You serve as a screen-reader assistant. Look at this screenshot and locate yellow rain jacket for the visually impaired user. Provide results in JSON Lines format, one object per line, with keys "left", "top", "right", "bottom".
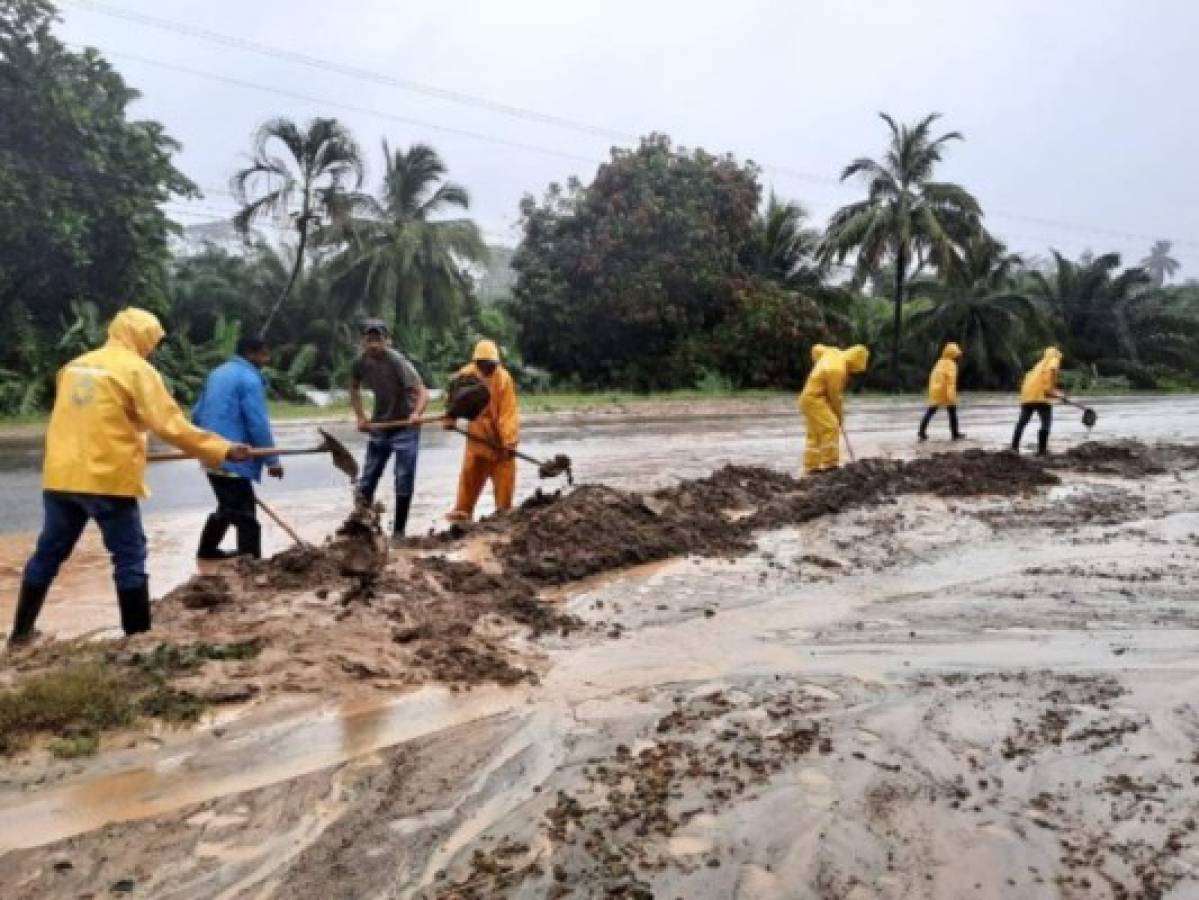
{"left": 1020, "top": 347, "right": 1063, "bottom": 403}
{"left": 42, "top": 308, "right": 231, "bottom": 498}
{"left": 799, "top": 344, "right": 869, "bottom": 474}
{"left": 928, "top": 342, "right": 962, "bottom": 406}
{"left": 451, "top": 340, "right": 520, "bottom": 517}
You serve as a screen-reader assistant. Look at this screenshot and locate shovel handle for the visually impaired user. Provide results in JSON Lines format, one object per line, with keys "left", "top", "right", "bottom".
{"left": 365, "top": 414, "right": 449, "bottom": 430}
{"left": 450, "top": 425, "right": 543, "bottom": 467}
{"left": 148, "top": 446, "right": 321, "bottom": 463}
{"left": 255, "top": 497, "right": 308, "bottom": 548}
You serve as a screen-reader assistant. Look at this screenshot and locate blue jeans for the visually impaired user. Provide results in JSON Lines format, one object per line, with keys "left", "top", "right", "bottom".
{"left": 24, "top": 492, "right": 148, "bottom": 591}
{"left": 357, "top": 428, "right": 420, "bottom": 503}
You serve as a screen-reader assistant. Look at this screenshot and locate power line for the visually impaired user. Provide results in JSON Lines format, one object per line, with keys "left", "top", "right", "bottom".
{"left": 62, "top": 0, "right": 631, "bottom": 142}
{"left": 61, "top": 0, "right": 1197, "bottom": 251}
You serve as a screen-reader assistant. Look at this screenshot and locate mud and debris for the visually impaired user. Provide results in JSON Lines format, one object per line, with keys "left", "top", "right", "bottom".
{"left": 3, "top": 438, "right": 1199, "bottom": 897}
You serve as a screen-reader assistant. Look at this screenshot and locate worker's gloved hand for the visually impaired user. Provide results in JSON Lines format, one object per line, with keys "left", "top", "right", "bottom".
{"left": 356, "top": 416, "right": 371, "bottom": 434}
{"left": 227, "top": 443, "right": 252, "bottom": 462}
{"left": 503, "top": 446, "right": 518, "bottom": 461}
{"left": 267, "top": 465, "right": 284, "bottom": 480}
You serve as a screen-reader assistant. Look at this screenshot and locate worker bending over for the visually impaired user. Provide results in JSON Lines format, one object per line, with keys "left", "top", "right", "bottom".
{"left": 1011, "top": 347, "right": 1063, "bottom": 455}
{"left": 918, "top": 342, "right": 966, "bottom": 441}
{"left": 799, "top": 344, "right": 870, "bottom": 475}
{"left": 446, "top": 340, "right": 519, "bottom": 521}
{"left": 7, "top": 309, "right": 249, "bottom": 646}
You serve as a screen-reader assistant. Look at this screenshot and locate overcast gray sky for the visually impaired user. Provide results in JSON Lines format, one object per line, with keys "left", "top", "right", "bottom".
{"left": 58, "top": 0, "right": 1198, "bottom": 276}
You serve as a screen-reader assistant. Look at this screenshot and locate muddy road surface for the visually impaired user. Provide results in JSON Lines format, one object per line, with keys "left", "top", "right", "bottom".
{"left": 2, "top": 398, "right": 1199, "bottom": 898}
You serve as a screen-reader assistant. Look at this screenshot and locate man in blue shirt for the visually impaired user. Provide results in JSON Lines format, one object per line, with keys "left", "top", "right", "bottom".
{"left": 192, "top": 337, "right": 283, "bottom": 559}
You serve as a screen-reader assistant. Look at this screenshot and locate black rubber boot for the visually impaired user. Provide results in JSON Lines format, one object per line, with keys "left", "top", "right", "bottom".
{"left": 117, "top": 584, "right": 151, "bottom": 636}
{"left": 1037, "top": 428, "right": 1050, "bottom": 456}
{"left": 197, "top": 515, "right": 236, "bottom": 560}
{"left": 237, "top": 521, "right": 262, "bottom": 559}
{"left": 393, "top": 495, "right": 413, "bottom": 538}
{"left": 8, "top": 581, "right": 49, "bottom": 646}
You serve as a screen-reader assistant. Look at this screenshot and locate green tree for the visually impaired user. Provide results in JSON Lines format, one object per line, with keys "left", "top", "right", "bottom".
{"left": 511, "top": 134, "right": 761, "bottom": 388}
{"left": 748, "top": 192, "right": 823, "bottom": 289}
{"left": 820, "top": 113, "right": 983, "bottom": 389}
{"left": 0, "top": 0, "right": 197, "bottom": 408}
{"left": 1140, "top": 240, "right": 1180, "bottom": 288}
{"left": 326, "top": 141, "right": 487, "bottom": 336}
{"left": 1029, "top": 251, "right": 1154, "bottom": 382}
{"left": 231, "top": 117, "right": 363, "bottom": 338}
{"left": 908, "top": 236, "right": 1048, "bottom": 388}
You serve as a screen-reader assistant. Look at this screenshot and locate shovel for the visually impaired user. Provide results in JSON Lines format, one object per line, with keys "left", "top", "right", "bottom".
{"left": 149, "top": 428, "right": 360, "bottom": 484}
{"left": 366, "top": 378, "right": 491, "bottom": 430}
{"left": 1059, "top": 396, "right": 1098, "bottom": 431}
{"left": 450, "top": 426, "right": 574, "bottom": 484}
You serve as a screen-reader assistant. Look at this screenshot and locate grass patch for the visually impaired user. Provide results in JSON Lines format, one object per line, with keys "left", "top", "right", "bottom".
{"left": 0, "top": 662, "right": 135, "bottom": 755}
{"left": 127, "top": 640, "right": 261, "bottom": 678}
{"left": 0, "top": 640, "right": 263, "bottom": 757}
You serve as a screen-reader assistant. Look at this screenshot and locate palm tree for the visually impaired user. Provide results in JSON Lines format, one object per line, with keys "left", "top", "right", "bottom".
{"left": 1140, "top": 240, "right": 1180, "bottom": 288}
{"left": 326, "top": 141, "right": 487, "bottom": 334}
{"left": 819, "top": 113, "right": 983, "bottom": 388}
{"left": 909, "top": 235, "right": 1048, "bottom": 388}
{"left": 231, "top": 117, "right": 363, "bottom": 338}
{"left": 751, "top": 192, "right": 823, "bottom": 289}
{"left": 1029, "top": 250, "right": 1152, "bottom": 367}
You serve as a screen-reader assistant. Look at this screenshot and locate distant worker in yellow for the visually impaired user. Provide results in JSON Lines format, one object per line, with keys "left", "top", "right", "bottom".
{"left": 445, "top": 340, "right": 520, "bottom": 521}
{"left": 799, "top": 344, "right": 870, "bottom": 474}
{"left": 1011, "top": 347, "right": 1063, "bottom": 455}
{"left": 918, "top": 342, "right": 966, "bottom": 441}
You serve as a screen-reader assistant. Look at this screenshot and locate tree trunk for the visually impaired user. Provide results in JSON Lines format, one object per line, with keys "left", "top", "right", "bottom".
{"left": 258, "top": 218, "right": 309, "bottom": 340}
{"left": 891, "top": 244, "right": 907, "bottom": 391}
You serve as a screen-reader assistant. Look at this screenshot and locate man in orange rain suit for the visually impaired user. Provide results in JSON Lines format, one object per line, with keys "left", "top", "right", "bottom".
{"left": 445, "top": 340, "right": 520, "bottom": 522}
{"left": 918, "top": 342, "right": 966, "bottom": 441}
{"left": 798, "top": 344, "right": 870, "bottom": 475}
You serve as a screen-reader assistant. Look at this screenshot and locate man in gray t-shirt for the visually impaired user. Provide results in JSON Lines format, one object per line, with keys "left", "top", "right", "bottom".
{"left": 350, "top": 320, "right": 429, "bottom": 537}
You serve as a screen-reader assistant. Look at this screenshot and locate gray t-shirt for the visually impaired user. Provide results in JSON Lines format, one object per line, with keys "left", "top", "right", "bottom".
{"left": 351, "top": 348, "right": 423, "bottom": 422}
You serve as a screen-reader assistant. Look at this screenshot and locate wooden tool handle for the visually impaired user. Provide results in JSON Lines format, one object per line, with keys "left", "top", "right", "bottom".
{"left": 366, "top": 414, "right": 449, "bottom": 430}
{"left": 450, "top": 425, "right": 541, "bottom": 467}
{"left": 147, "top": 446, "right": 320, "bottom": 463}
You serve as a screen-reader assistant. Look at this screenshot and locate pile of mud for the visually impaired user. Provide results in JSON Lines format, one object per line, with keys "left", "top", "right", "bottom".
{"left": 1045, "top": 439, "right": 1199, "bottom": 478}
{"left": 495, "top": 448, "right": 1061, "bottom": 584}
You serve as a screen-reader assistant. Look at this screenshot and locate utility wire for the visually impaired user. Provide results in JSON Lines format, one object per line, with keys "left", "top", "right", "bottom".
{"left": 62, "top": 0, "right": 1193, "bottom": 249}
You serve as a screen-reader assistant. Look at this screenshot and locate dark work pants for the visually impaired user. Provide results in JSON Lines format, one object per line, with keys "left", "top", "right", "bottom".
{"left": 918, "top": 405, "right": 961, "bottom": 438}
{"left": 24, "top": 491, "right": 147, "bottom": 590}
{"left": 199, "top": 473, "right": 261, "bottom": 557}
{"left": 1012, "top": 402, "right": 1053, "bottom": 453}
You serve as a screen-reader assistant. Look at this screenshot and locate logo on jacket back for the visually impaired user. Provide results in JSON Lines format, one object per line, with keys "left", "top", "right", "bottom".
{"left": 66, "top": 366, "right": 107, "bottom": 407}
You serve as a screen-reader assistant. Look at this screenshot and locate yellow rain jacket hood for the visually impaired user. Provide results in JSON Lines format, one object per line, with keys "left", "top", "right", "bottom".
{"left": 472, "top": 339, "right": 501, "bottom": 363}
{"left": 810, "top": 344, "right": 829, "bottom": 364}
{"left": 1020, "top": 347, "right": 1063, "bottom": 403}
{"left": 457, "top": 340, "right": 519, "bottom": 462}
{"left": 928, "top": 342, "right": 962, "bottom": 406}
{"left": 42, "top": 308, "right": 231, "bottom": 498}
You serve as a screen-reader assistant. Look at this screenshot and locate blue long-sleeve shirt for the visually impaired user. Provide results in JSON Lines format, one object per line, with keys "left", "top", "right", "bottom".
{"left": 192, "top": 355, "right": 279, "bottom": 480}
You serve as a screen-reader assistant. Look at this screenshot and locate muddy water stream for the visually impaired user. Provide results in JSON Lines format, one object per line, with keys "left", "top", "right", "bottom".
{"left": 3, "top": 397, "right": 1199, "bottom": 897}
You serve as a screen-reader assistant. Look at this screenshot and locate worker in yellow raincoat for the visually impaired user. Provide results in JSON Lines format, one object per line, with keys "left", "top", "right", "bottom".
{"left": 1011, "top": 347, "right": 1063, "bottom": 455}
{"left": 445, "top": 340, "right": 520, "bottom": 521}
{"left": 918, "top": 342, "right": 966, "bottom": 441}
{"left": 799, "top": 344, "right": 870, "bottom": 474}
{"left": 6, "top": 309, "right": 250, "bottom": 647}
